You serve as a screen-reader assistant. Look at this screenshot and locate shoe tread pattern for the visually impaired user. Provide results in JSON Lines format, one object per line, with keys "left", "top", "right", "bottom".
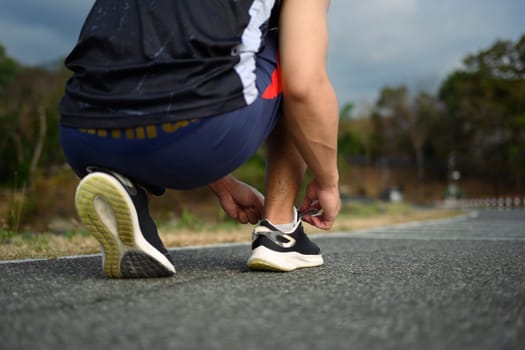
{"left": 121, "top": 251, "right": 174, "bottom": 278}
{"left": 76, "top": 174, "right": 138, "bottom": 278}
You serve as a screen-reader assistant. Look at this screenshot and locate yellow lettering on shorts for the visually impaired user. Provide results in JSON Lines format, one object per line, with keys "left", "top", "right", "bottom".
{"left": 161, "top": 120, "right": 190, "bottom": 133}
{"left": 146, "top": 125, "right": 157, "bottom": 139}
{"left": 112, "top": 129, "right": 122, "bottom": 139}
{"left": 125, "top": 128, "right": 135, "bottom": 140}
{"left": 135, "top": 126, "right": 146, "bottom": 140}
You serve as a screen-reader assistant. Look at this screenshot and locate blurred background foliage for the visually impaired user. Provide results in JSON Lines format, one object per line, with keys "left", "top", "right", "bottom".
{"left": 0, "top": 34, "right": 524, "bottom": 232}
{"left": 338, "top": 34, "right": 525, "bottom": 195}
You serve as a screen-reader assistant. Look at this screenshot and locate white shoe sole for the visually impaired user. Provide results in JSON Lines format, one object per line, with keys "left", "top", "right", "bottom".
{"left": 75, "top": 172, "right": 175, "bottom": 278}
{"left": 247, "top": 245, "right": 324, "bottom": 272}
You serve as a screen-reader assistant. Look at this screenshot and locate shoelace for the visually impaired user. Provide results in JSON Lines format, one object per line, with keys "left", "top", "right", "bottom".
{"left": 298, "top": 202, "right": 323, "bottom": 220}
{"left": 253, "top": 204, "right": 323, "bottom": 248}
{"left": 298, "top": 207, "right": 322, "bottom": 219}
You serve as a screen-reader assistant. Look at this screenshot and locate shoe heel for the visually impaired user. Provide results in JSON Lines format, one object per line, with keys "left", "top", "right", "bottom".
{"left": 75, "top": 173, "right": 135, "bottom": 278}
{"left": 76, "top": 172, "right": 175, "bottom": 278}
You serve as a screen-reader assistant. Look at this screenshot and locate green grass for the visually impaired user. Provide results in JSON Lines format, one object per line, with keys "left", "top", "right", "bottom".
{"left": 341, "top": 201, "right": 413, "bottom": 218}
{"left": 4, "top": 201, "right": 406, "bottom": 243}
{"left": 0, "top": 201, "right": 463, "bottom": 261}
{"left": 0, "top": 229, "right": 18, "bottom": 244}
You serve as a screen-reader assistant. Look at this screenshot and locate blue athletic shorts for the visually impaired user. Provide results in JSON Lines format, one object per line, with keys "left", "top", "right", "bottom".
{"left": 61, "top": 36, "right": 281, "bottom": 193}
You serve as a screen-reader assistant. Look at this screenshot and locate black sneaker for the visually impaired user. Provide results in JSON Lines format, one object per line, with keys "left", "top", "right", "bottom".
{"left": 247, "top": 219, "right": 324, "bottom": 272}
{"left": 75, "top": 171, "right": 175, "bottom": 278}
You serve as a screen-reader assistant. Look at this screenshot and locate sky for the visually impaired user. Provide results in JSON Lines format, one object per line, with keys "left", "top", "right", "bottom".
{"left": 0, "top": 0, "right": 524, "bottom": 109}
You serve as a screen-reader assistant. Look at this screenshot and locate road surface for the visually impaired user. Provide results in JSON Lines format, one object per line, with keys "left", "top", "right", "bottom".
{"left": 1, "top": 209, "right": 524, "bottom": 350}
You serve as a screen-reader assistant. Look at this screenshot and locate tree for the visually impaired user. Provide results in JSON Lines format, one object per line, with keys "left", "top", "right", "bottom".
{"left": 0, "top": 44, "right": 18, "bottom": 90}
{"left": 439, "top": 34, "right": 525, "bottom": 192}
{"left": 376, "top": 86, "right": 441, "bottom": 180}
{"left": 337, "top": 102, "right": 381, "bottom": 165}
{"left": 339, "top": 102, "right": 354, "bottom": 120}
{"left": 0, "top": 53, "right": 70, "bottom": 186}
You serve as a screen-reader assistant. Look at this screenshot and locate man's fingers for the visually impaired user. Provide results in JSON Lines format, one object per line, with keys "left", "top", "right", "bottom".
{"left": 302, "top": 214, "right": 335, "bottom": 231}
{"left": 237, "top": 211, "right": 249, "bottom": 224}
{"left": 246, "top": 209, "right": 260, "bottom": 224}
{"left": 298, "top": 195, "right": 314, "bottom": 209}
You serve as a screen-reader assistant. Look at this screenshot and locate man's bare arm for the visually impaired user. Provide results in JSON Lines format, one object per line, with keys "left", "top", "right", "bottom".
{"left": 279, "top": 0, "right": 340, "bottom": 228}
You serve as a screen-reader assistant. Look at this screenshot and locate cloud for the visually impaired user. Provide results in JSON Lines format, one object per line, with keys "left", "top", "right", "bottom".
{"left": 327, "top": 0, "right": 525, "bottom": 104}
{"left": 0, "top": 1, "right": 92, "bottom": 33}
{"left": 0, "top": 0, "right": 94, "bottom": 64}
{"left": 0, "top": 19, "right": 69, "bottom": 64}
{"left": 0, "top": 0, "right": 524, "bottom": 105}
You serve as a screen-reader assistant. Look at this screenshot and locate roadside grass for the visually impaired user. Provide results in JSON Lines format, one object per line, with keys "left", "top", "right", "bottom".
{"left": 0, "top": 202, "right": 463, "bottom": 261}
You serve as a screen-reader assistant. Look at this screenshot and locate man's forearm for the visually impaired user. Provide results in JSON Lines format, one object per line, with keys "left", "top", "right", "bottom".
{"left": 283, "top": 77, "right": 339, "bottom": 189}
{"left": 279, "top": 0, "right": 339, "bottom": 190}
{"left": 208, "top": 174, "right": 235, "bottom": 196}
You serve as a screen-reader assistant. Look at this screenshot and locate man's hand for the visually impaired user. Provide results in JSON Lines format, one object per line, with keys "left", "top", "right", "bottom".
{"left": 209, "top": 175, "right": 264, "bottom": 224}
{"left": 298, "top": 178, "right": 340, "bottom": 230}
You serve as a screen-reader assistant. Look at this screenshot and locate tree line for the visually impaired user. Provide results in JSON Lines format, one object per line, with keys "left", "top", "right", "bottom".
{"left": 0, "top": 34, "right": 524, "bottom": 196}
{"left": 0, "top": 45, "right": 70, "bottom": 187}
{"left": 338, "top": 34, "right": 525, "bottom": 194}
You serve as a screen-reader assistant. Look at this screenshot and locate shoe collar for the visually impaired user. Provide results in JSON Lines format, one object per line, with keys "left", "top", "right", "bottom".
{"left": 257, "top": 207, "right": 301, "bottom": 234}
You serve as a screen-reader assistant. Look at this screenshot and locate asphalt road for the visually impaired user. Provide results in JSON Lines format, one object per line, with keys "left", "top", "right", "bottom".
{"left": 1, "top": 209, "right": 524, "bottom": 350}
